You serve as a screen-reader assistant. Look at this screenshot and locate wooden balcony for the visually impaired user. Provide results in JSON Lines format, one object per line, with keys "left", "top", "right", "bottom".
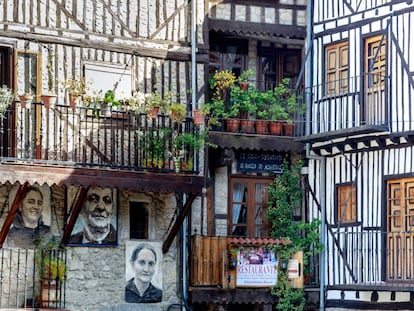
{"left": 0, "top": 102, "right": 203, "bottom": 175}
{"left": 189, "top": 235, "right": 290, "bottom": 305}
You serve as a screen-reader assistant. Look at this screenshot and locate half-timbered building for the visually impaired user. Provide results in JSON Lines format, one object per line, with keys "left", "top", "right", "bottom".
{"left": 188, "top": 1, "right": 309, "bottom": 311}
{"left": 302, "top": 0, "right": 414, "bottom": 309}
{"left": 0, "top": 0, "right": 311, "bottom": 311}
{"left": 0, "top": 1, "right": 207, "bottom": 310}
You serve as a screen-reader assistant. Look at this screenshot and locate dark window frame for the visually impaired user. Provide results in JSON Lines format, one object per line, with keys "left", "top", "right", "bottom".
{"left": 228, "top": 176, "right": 273, "bottom": 238}
{"left": 129, "top": 201, "right": 148, "bottom": 239}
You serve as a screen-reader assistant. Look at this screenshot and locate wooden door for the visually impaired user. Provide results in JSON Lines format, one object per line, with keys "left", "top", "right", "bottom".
{"left": 364, "top": 35, "right": 386, "bottom": 126}
{"left": 387, "top": 179, "right": 414, "bottom": 281}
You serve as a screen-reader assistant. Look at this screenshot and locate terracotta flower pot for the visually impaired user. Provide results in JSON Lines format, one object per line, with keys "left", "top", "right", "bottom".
{"left": 225, "top": 118, "right": 240, "bottom": 132}
{"left": 68, "top": 93, "right": 81, "bottom": 108}
{"left": 193, "top": 109, "right": 205, "bottom": 125}
{"left": 150, "top": 106, "right": 160, "bottom": 119}
{"left": 284, "top": 123, "right": 295, "bottom": 136}
{"left": 269, "top": 121, "right": 283, "bottom": 135}
{"left": 255, "top": 120, "right": 269, "bottom": 135}
{"left": 19, "top": 94, "right": 33, "bottom": 109}
{"left": 41, "top": 94, "right": 57, "bottom": 109}
{"left": 240, "top": 119, "right": 255, "bottom": 133}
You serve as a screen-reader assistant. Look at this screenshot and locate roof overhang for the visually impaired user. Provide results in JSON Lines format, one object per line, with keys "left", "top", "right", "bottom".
{"left": 0, "top": 161, "right": 204, "bottom": 194}
{"left": 208, "top": 18, "right": 306, "bottom": 44}
{"left": 208, "top": 131, "right": 305, "bottom": 153}
{"left": 293, "top": 125, "right": 412, "bottom": 156}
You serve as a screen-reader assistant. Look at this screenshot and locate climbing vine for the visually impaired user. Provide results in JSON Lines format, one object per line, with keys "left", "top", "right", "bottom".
{"left": 267, "top": 159, "right": 323, "bottom": 311}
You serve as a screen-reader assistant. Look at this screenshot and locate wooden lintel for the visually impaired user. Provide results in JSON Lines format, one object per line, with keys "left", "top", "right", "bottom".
{"left": 61, "top": 187, "right": 88, "bottom": 245}
{"left": 0, "top": 182, "right": 29, "bottom": 248}
{"left": 162, "top": 193, "right": 196, "bottom": 254}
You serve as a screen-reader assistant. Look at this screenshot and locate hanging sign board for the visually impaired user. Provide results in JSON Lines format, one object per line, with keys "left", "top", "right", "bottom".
{"left": 237, "top": 152, "right": 283, "bottom": 174}
{"left": 236, "top": 246, "right": 278, "bottom": 287}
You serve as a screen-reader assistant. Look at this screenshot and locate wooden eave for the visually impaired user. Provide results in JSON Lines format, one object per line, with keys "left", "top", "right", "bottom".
{"left": 208, "top": 131, "right": 305, "bottom": 153}
{"left": 295, "top": 124, "right": 389, "bottom": 144}
{"left": 208, "top": 18, "right": 306, "bottom": 41}
{"left": 300, "top": 127, "right": 414, "bottom": 156}
{"left": 0, "top": 162, "right": 204, "bottom": 194}
{"left": 0, "top": 162, "right": 204, "bottom": 252}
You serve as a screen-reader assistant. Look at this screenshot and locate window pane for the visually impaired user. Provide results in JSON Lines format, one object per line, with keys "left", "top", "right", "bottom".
{"left": 229, "top": 178, "right": 272, "bottom": 237}
{"left": 130, "top": 202, "right": 148, "bottom": 239}
{"left": 254, "top": 183, "right": 269, "bottom": 237}
{"left": 325, "top": 42, "right": 349, "bottom": 95}
{"left": 337, "top": 184, "right": 356, "bottom": 223}
{"left": 231, "top": 182, "right": 248, "bottom": 236}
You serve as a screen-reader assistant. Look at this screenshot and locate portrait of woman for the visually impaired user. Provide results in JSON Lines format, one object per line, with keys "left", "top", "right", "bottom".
{"left": 125, "top": 241, "right": 163, "bottom": 303}
{"left": 6, "top": 183, "right": 51, "bottom": 248}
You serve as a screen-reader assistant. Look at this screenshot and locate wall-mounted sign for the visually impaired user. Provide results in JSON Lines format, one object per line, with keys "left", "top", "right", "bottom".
{"left": 236, "top": 246, "right": 278, "bottom": 287}
{"left": 237, "top": 152, "right": 283, "bottom": 173}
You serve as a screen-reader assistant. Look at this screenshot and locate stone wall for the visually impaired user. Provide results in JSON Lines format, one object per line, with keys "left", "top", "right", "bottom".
{"left": 65, "top": 190, "right": 182, "bottom": 311}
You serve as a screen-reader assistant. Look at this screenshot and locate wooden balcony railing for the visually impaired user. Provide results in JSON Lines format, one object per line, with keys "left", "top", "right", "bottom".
{"left": 0, "top": 102, "right": 203, "bottom": 175}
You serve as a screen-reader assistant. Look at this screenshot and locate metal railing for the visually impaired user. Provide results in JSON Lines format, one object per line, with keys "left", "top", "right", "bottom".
{"left": 310, "top": 73, "right": 389, "bottom": 134}
{"left": 327, "top": 230, "right": 414, "bottom": 290}
{"left": 0, "top": 247, "right": 67, "bottom": 309}
{"left": 0, "top": 103, "right": 203, "bottom": 174}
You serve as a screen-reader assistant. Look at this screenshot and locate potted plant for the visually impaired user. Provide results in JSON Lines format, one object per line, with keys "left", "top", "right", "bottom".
{"left": 253, "top": 89, "right": 276, "bottom": 134}
{"left": 62, "top": 77, "right": 90, "bottom": 107}
{"left": 0, "top": 86, "right": 15, "bottom": 118}
{"left": 230, "top": 84, "right": 256, "bottom": 133}
{"left": 237, "top": 69, "right": 255, "bottom": 90}
{"left": 274, "top": 78, "right": 302, "bottom": 136}
{"left": 40, "top": 255, "right": 67, "bottom": 308}
{"left": 34, "top": 241, "right": 67, "bottom": 309}
{"left": 121, "top": 91, "right": 149, "bottom": 114}
{"left": 171, "top": 131, "right": 206, "bottom": 172}
{"left": 138, "top": 128, "right": 171, "bottom": 169}
{"left": 41, "top": 51, "right": 57, "bottom": 109}
{"left": 168, "top": 102, "right": 186, "bottom": 124}
{"left": 19, "top": 92, "right": 33, "bottom": 109}
{"left": 201, "top": 97, "right": 225, "bottom": 129}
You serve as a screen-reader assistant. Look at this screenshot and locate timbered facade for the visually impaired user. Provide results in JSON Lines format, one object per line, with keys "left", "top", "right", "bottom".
{"left": 0, "top": 0, "right": 207, "bottom": 310}
{"left": 303, "top": 1, "right": 414, "bottom": 309}
{"left": 188, "top": 1, "right": 310, "bottom": 311}
{"left": 0, "top": 0, "right": 312, "bottom": 311}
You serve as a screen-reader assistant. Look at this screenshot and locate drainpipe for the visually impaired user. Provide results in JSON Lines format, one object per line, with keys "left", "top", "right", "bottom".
{"left": 181, "top": 0, "right": 197, "bottom": 309}
{"left": 181, "top": 211, "right": 191, "bottom": 311}
{"left": 191, "top": 0, "right": 197, "bottom": 110}
{"left": 304, "top": 1, "right": 326, "bottom": 310}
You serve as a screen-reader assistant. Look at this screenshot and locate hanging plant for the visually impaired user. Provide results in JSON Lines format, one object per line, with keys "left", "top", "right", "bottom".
{"left": 0, "top": 86, "right": 15, "bottom": 118}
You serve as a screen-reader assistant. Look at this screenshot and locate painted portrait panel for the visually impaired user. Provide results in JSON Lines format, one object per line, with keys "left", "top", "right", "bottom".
{"left": 125, "top": 241, "right": 163, "bottom": 303}
{"left": 67, "top": 186, "right": 118, "bottom": 246}
{"left": 4, "top": 183, "right": 51, "bottom": 249}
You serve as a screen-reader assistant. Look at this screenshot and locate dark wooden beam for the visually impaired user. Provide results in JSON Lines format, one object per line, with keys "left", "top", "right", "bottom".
{"left": 162, "top": 193, "right": 196, "bottom": 253}
{"left": 0, "top": 182, "right": 29, "bottom": 248}
{"left": 0, "top": 163, "right": 204, "bottom": 195}
{"left": 61, "top": 187, "right": 88, "bottom": 246}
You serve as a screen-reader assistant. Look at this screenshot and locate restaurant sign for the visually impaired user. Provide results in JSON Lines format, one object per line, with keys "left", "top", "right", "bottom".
{"left": 236, "top": 246, "right": 278, "bottom": 287}
{"left": 237, "top": 152, "right": 283, "bottom": 174}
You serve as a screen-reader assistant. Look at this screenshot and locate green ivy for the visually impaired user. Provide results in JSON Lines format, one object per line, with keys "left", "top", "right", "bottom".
{"left": 267, "top": 159, "right": 323, "bottom": 311}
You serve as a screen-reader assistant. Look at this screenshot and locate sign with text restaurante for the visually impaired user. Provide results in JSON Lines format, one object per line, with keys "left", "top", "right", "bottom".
{"left": 236, "top": 246, "right": 278, "bottom": 287}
